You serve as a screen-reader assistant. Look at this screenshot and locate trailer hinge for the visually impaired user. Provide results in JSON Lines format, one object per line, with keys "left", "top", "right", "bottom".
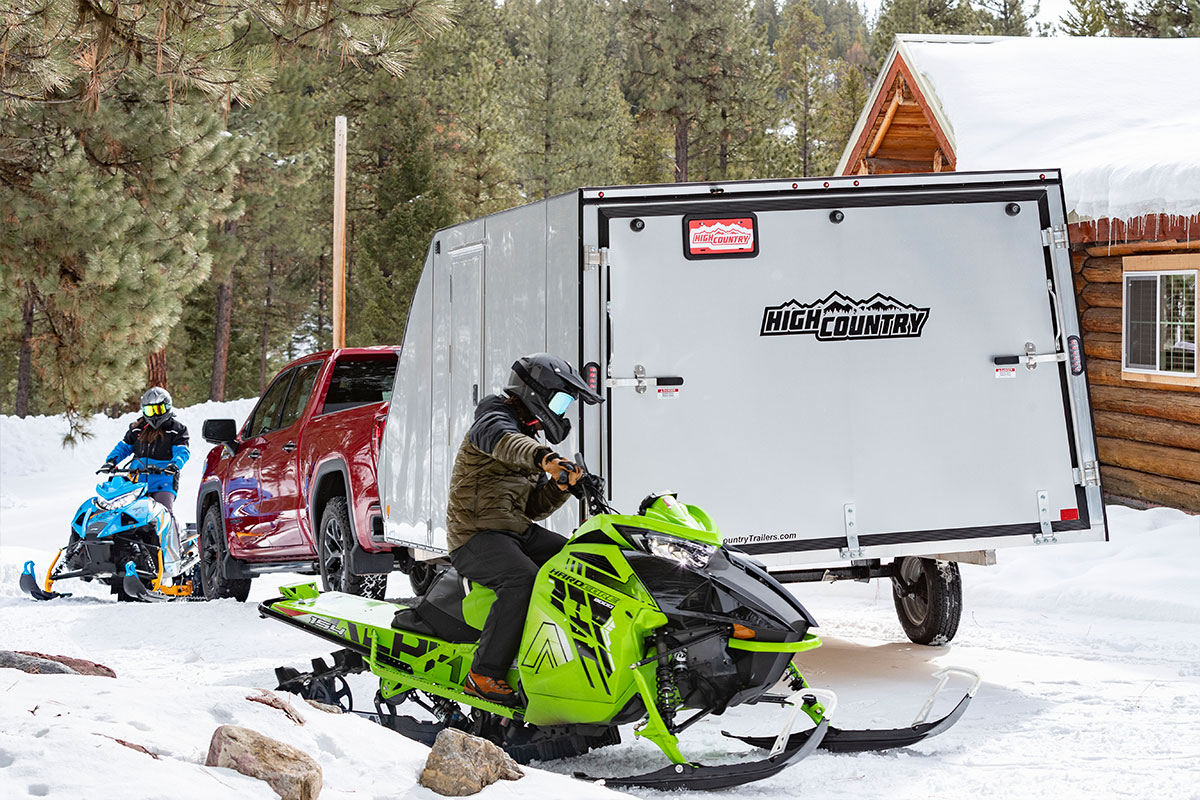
{"left": 1033, "top": 489, "right": 1057, "bottom": 544}
{"left": 839, "top": 504, "right": 864, "bottom": 559}
{"left": 584, "top": 246, "right": 608, "bottom": 270}
{"left": 1041, "top": 225, "right": 1069, "bottom": 249}
{"left": 1075, "top": 460, "right": 1101, "bottom": 487}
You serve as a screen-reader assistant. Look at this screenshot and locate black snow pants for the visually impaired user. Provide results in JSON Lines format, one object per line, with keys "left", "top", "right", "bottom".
{"left": 449, "top": 523, "right": 566, "bottom": 679}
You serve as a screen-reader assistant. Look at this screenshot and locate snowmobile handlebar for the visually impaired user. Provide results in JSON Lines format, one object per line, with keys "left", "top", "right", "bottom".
{"left": 96, "top": 465, "right": 174, "bottom": 476}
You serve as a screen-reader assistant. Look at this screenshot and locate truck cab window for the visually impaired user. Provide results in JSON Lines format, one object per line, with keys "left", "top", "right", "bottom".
{"left": 277, "top": 363, "right": 323, "bottom": 431}
{"left": 321, "top": 357, "right": 398, "bottom": 414}
{"left": 246, "top": 370, "right": 294, "bottom": 437}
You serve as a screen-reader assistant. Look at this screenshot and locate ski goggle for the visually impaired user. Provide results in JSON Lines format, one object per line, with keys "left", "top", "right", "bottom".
{"left": 547, "top": 391, "right": 575, "bottom": 416}
{"left": 142, "top": 403, "right": 169, "bottom": 418}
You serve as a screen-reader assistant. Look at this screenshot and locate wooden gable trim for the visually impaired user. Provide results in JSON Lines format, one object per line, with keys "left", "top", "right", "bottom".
{"left": 841, "top": 54, "right": 956, "bottom": 176}
{"left": 1071, "top": 213, "right": 1200, "bottom": 248}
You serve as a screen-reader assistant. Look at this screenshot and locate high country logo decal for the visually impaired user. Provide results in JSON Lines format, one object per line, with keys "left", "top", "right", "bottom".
{"left": 761, "top": 292, "right": 930, "bottom": 341}
{"left": 684, "top": 214, "right": 758, "bottom": 259}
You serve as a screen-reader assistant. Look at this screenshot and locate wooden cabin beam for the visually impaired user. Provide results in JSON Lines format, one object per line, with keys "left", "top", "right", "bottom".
{"left": 864, "top": 156, "right": 931, "bottom": 173}
{"left": 868, "top": 89, "right": 902, "bottom": 158}
{"left": 1101, "top": 466, "right": 1200, "bottom": 513}
{"left": 1090, "top": 385, "right": 1200, "bottom": 424}
{"left": 1097, "top": 436, "right": 1200, "bottom": 483}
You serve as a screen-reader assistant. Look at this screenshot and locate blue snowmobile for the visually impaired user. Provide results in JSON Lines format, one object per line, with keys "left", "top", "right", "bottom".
{"left": 20, "top": 466, "right": 199, "bottom": 602}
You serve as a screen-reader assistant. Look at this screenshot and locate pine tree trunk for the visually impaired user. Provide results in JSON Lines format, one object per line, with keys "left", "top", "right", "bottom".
{"left": 674, "top": 116, "right": 689, "bottom": 182}
{"left": 14, "top": 292, "right": 34, "bottom": 418}
{"left": 210, "top": 270, "right": 234, "bottom": 402}
{"left": 147, "top": 348, "right": 168, "bottom": 389}
{"left": 316, "top": 258, "right": 326, "bottom": 344}
{"left": 719, "top": 107, "right": 729, "bottom": 179}
{"left": 258, "top": 252, "right": 276, "bottom": 394}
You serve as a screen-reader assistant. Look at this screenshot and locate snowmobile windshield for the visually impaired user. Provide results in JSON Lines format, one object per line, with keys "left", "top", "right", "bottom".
{"left": 547, "top": 391, "right": 575, "bottom": 416}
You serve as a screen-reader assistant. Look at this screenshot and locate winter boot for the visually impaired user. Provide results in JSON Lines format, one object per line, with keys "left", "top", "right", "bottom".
{"left": 464, "top": 671, "right": 521, "bottom": 707}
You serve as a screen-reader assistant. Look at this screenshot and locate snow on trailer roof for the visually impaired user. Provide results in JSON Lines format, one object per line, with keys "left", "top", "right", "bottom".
{"left": 837, "top": 35, "right": 1200, "bottom": 226}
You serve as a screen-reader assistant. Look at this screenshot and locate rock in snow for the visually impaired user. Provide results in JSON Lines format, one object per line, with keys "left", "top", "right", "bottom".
{"left": 17, "top": 650, "right": 116, "bottom": 677}
{"left": 419, "top": 727, "right": 524, "bottom": 796}
{"left": 0, "top": 650, "right": 79, "bottom": 675}
{"left": 205, "top": 724, "right": 322, "bottom": 800}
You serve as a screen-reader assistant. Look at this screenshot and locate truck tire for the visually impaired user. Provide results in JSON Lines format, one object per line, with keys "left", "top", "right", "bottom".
{"left": 318, "top": 496, "right": 387, "bottom": 600}
{"left": 891, "top": 556, "right": 961, "bottom": 645}
{"left": 197, "top": 504, "right": 251, "bottom": 602}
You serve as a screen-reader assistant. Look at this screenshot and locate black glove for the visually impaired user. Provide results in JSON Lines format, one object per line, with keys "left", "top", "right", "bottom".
{"left": 163, "top": 464, "right": 180, "bottom": 475}
{"left": 97, "top": 462, "right": 116, "bottom": 474}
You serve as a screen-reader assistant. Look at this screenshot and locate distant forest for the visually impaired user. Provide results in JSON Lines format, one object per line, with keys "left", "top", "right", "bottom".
{"left": 1, "top": 0, "right": 1194, "bottom": 423}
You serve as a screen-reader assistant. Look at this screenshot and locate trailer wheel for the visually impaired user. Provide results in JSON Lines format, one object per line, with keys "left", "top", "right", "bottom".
{"left": 318, "top": 496, "right": 387, "bottom": 600}
{"left": 407, "top": 560, "right": 442, "bottom": 596}
{"left": 197, "top": 505, "right": 251, "bottom": 602}
{"left": 891, "top": 557, "right": 961, "bottom": 645}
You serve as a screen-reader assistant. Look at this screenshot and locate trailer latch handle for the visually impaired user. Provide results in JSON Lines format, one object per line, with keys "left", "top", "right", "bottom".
{"left": 992, "top": 342, "right": 1067, "bottom": 371}
{"left": 606, "top": 365, "right": 685, "bottom": 394}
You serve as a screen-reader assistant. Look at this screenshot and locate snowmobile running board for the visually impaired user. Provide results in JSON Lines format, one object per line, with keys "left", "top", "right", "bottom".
{"left": 20, "top": 560, "right": 71, "bottom": 600}
{"left": 723, "top": 667, "right": 981, "bottom": 754}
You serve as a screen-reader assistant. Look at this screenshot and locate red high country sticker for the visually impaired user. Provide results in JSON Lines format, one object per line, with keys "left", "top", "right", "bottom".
{"left": 683, "top": 214, "right": 758, "bottom": 259}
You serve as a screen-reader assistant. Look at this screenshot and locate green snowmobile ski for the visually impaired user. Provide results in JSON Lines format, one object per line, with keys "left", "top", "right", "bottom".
{"left": 261, "top": 462, "right": 978, "bottom": 790}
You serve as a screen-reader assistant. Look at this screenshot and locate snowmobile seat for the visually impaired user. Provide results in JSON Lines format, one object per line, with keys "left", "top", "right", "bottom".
{"left": 392, "top": 567, "right": 482, "bottom": 643}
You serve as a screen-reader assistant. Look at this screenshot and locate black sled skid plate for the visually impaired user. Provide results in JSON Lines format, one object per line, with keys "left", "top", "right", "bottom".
{"left": 20, "top": 562, "right": 70, "bottom": 600}
{"left": 575, "top": 720, "right": 829, "bottom": 791}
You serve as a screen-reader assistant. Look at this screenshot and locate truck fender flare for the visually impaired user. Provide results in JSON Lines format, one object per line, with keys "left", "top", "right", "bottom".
{"left": 195, "top": 480, "right": 251, "bottom": 579}
{"left": 310, "top": 459, "right": 393, "bottom": 575}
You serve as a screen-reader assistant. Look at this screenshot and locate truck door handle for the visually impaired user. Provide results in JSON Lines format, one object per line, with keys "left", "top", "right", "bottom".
{"left": 993, "top": 342, "right": 1066, "bottom": 372}
{"left": 282, "top": 442, "right": 297, "bottom": 453}
{"left": 606, "top": 365, "right": 684, "bottom": 394}
{"left": 248, "top": 449, "right": 261, "bottom": 459}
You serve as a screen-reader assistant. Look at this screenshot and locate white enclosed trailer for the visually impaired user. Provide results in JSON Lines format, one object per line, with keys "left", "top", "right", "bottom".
{"left": 376, "top": 170, "right": 1107, "bottom": 643}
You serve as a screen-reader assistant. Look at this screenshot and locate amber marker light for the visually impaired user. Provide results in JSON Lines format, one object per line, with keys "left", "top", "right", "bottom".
{"left": 732, "top": 624, "right": 756, "bottom": 640}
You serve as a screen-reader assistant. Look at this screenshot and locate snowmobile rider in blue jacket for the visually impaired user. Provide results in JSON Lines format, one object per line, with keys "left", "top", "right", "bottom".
{"left": 446, "top": 353, "right": 603, "bottom": 707}
{"left": 101, "top": 387, "right": 190, "bottom": 513}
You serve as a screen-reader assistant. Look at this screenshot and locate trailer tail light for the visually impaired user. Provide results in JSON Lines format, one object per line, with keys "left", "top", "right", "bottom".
{"left": 1060, "top": 508, "right": 1079, "bottom": 521}
{"left": 583, "top": 362, "right": 600, "bottom": 394}
{"left": 1067, "top": 335, "right": 1085, "bottom": 375}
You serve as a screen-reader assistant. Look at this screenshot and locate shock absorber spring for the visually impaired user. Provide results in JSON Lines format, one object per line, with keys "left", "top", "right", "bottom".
{"left": 655, "top": 633, "right": 679, "bottom": 730}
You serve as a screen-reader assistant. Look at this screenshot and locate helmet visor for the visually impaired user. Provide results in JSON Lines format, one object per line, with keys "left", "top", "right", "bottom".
{"left": 142, "top": 402, "right": 169, "bottom": 418}
{"left": 547, "top": 391, "right": 575, "bottom": 416}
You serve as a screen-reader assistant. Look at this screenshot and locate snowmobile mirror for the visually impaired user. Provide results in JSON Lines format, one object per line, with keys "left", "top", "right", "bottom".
{"left": 202, "top": 418, "right": 238, "bottom": 447}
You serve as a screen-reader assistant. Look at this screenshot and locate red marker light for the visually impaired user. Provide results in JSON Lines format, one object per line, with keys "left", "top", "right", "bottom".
{"left": 1039, "top": 174, "right": 1045, "bottom": 180}
{"left": 1060, "top": 508, "right": 1080, "bottom": 521}
{"left": 853, "top": 180, "right": 860, "bottom": 186}
{"left": 598, "top": 191, "right": 604, "bottom": 197}
{"left": 792, "top": 183, "right": 798, "bottom": 189}
{"left": 823, "top": 182, "right": 830, "bottom": 188}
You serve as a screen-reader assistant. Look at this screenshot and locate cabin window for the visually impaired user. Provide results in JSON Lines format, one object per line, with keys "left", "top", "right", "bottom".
{"left": 1122, "top": 261, "right": 1197, "bottom": 380}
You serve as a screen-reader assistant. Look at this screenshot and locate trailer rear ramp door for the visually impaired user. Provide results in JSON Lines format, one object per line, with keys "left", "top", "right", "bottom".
{"left": 598, "top": 179, "right": 1105, "bottom": 570}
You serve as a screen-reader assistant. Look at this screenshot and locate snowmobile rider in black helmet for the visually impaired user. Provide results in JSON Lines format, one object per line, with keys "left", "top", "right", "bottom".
{"left": 446, "top": 353, "right": 603, "bottom": 706}
{"left": 100, "top": 387, "right": 190, "bottom": 513}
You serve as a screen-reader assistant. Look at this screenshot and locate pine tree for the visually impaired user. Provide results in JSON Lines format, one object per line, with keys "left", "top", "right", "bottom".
{"left": 0, "top": 0, "right": 453, "bottom": 111}
{"left": 1060, "top": 0, "right": 1109, "bottom": 33}
{"left": 0, "top": 80, "right": 243, "bottom": 429}
{"left": 977, "top": 0, "right": 1037, "bottom": 34}
{"left": 777, "top": 1, "right": 836, "bottom": 177}
{"left": 506, "top": 0, "right": 633, "bottom": 198}
{"left": 870, "top": 0, "right": 986, "bottom": 67}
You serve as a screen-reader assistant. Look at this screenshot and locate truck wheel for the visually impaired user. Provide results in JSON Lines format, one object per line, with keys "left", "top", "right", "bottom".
{"left": 891, "top": 556, "right": 961, "bottom": 645}
{"left": 197, "top": 505, "right": 251, "bottom": 602}
{"left": 318, "top": 496, "right": 387, "bottom": 600}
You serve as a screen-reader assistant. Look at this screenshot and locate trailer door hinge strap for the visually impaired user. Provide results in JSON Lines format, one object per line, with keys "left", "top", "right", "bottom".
{"left": 1033, "top": 490, "right": 1057, "bottom": 544}
{"left": 1079, "top": 461, "right": 1100, "bottom": 487}
{"left": 584, "top": 245, "right": 608, "bottom": 270}
{"left": 1041, "top": 225, "right": 1069, "bottom": 249}
{"left": 839, "top": 503, "right": 863, "bottom": 559}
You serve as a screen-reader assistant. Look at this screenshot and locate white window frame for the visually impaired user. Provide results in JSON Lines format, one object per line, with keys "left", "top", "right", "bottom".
{"left": 1121, "top": 255, "right": 1198, "bottom": 385}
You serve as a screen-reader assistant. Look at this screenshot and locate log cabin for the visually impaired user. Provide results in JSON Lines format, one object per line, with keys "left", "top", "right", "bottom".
{"left": 836, "top": 34, "right": 1199, "bottom": 513}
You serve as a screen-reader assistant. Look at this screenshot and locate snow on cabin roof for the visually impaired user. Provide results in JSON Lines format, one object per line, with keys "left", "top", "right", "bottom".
{"left": 837, "top": 35, "right": 1200, "bottom": 224}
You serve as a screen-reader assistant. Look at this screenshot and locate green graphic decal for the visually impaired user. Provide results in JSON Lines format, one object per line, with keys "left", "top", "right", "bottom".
{"left": 521, "top": 621, "right": 572, "bottom": 674}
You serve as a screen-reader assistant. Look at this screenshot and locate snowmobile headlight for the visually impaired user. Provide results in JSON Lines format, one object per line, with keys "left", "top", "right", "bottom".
{"left": 636, "top": 532, "right": 717, "bottom": 570}
{"left": 94, "top": 491, "right": 140, "bottom": 511}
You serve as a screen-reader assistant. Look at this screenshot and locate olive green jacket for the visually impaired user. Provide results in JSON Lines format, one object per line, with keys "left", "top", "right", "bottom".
{"left": 446, "top": 394, "right": 570, "bottom": 551}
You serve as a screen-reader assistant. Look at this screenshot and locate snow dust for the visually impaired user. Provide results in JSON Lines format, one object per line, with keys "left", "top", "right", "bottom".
{"left": 2, "top": 403, "right": 1198, "bottom": 799}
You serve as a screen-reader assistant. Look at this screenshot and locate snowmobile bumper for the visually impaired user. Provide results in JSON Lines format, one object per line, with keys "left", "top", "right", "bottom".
{"left": 724, "top": 667, "right": 981, "bottom": 754}
{"left": 576, "top": 717, "right": 829, "bottom": 790}
{"left": 19, "top": 559, "right": 71, "bottom": 601}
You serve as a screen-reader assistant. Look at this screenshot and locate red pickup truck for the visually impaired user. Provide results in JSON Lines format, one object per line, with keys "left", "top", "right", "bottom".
{"left": 195, "top": 347, "right": 400, "bottom": 601}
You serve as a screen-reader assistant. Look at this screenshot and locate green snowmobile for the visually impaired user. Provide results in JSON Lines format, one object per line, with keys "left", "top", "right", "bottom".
{"left": 261, "top": 462, "right": 978, "bottom": 790}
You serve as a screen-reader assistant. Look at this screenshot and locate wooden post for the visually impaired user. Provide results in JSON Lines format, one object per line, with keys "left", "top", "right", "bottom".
{"left": 332, "top": 115, "right": 347, "bottom": 350}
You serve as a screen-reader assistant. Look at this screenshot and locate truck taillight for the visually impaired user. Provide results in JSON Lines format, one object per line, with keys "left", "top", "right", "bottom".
{"left": 371, "top": 414, "right": 387, "bottom": 462}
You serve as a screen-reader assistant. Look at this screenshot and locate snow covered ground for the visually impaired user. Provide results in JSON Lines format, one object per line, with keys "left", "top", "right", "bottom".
{"left": 2, "top": 403, "right": 1198, "bottom": 799}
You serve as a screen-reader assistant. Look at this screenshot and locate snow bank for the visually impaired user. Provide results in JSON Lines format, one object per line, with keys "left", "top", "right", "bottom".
{"left": 901, "top": 36, "right": 1200, "bottom": 226}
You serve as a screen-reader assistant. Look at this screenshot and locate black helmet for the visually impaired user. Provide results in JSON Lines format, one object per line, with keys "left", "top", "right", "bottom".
{"left": 504, "top": 353, "right": 603, "bottom": 444}
{"left": 140, "top": 386, "right": 173, "bottom": 429}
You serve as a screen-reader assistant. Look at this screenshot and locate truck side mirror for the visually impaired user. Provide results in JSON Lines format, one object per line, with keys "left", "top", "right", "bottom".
{"left": 202, "top": 419, "right": 239, "bottom": 447}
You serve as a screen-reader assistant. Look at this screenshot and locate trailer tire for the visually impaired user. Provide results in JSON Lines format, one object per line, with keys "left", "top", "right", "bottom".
{"left": 318, "top": 496, "right": 387, "bottom": 600}
{"left": 891, "top": 557, "right": 961, "bottom": 645}
{"left": 407, "top": 560, "right": 442, "bottom": 596}
{"left": 197, "top": 505, "right": 251, "bottom": 602}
